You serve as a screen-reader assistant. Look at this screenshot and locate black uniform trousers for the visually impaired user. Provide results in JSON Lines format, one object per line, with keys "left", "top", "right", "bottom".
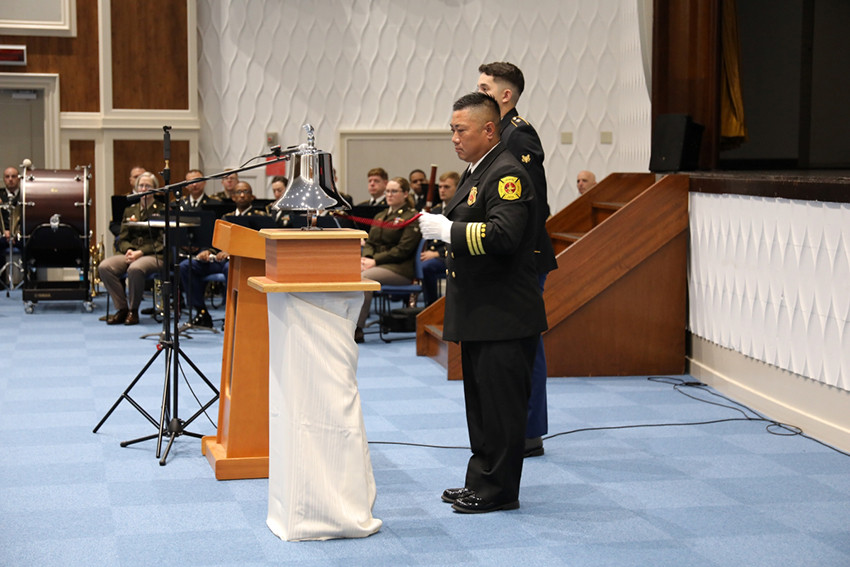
{"left": 461, "top": 334, "right": 538, "bottom": 504}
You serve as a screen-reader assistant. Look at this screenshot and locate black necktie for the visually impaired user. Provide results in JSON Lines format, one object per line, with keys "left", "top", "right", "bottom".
{"left": 459, "top": 166, "right": 471, "bottom": 187}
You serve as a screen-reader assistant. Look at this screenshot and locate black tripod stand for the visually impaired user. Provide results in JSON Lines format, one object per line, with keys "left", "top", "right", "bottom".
{"left": 93, "top": 126, "right": 219, "bottom": 465}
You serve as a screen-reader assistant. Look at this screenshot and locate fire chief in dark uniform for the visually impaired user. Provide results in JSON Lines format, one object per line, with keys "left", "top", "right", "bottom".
{"left": 419, "top": 92, "right": 547, "bottom": 513}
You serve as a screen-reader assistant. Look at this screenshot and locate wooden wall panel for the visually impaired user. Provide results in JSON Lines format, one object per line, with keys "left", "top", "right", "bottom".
{"left": 69, "top": 140, "right": 96, "bottom": 246}
{"left": 543, "top": 232, "right": 688, "bottom": 377}
{"left": 652, "top": 0, "right": 721, "bottom": 170}
{"left": 0, "top": 0, "right": 100, "bottom": 112}
{"left": 112, "top": 139, "right": 189, "bottom": 196}
{"left": 111, "top": 0, "right": 189, "bottom": 110}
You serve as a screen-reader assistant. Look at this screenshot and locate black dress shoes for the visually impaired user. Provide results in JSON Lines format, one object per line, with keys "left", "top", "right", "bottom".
{"left": 451, "top": 495, "right": 520, "bottom": 514}
{"left": 140, "top": 307, "right": 155, "bottom": 315}
{"left": 106, "top": 308, "right": 129, "bottom": 325}
{"left": 124, "top": 309, "right": 140, "bottom": 325}
{"left": 524, "top": 436, "right": 544, "bottom": 458}
{"left": 441, "top": 487, "right": 474, "bottom": 503}
{"left": 190, "top": 309, "right": 213, "bottom": 328}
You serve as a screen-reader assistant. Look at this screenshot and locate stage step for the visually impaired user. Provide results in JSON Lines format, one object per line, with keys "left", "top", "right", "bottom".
{"left": 417, "top": 172, "right": 689, "bottom": 379}
{"left": 415, "top": 303, "right": 462, "bottom": 380}
{"left": 591, "top": 201, "right": 627, "bottom": 225}
{"left": 550, "top": 232, "right": 586, "bottom": 249}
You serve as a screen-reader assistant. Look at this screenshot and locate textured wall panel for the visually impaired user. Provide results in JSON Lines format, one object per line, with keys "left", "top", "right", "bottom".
{"left": 689, "top": 192, "right": 850, "bottom": 391}
{"left": 196, "top": 0, "right": 651, "bottom": 212}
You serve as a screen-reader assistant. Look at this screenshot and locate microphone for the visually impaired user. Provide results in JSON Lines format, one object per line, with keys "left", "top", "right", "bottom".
{"left": 262, "top": 144, "right": 299, "bottom": 159}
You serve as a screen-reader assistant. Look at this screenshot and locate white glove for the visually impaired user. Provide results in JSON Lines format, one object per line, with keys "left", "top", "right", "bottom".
{"left": 419, "top": 212, "right": 452, "bottom": 243}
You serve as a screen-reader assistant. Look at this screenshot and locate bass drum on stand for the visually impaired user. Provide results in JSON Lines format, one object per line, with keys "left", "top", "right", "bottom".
{"left": 20, "top": 166, "right": 93, "bottom": 313}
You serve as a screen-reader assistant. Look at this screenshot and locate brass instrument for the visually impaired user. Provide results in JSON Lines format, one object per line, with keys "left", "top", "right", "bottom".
{"left": 89, "top": 236, "right": 105, "bottom": 295}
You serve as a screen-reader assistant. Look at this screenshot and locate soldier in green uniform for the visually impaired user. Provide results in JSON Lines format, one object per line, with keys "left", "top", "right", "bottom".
{"left": 98, "top": 172, "right": 164, "bottom": 325}
{"left": 355, "top": 177, "right": 422, "bottom": 342}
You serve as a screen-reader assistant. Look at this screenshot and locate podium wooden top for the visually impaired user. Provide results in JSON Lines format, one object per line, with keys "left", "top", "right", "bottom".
{"left": 213, "top": 220, "right": 266, "bottom": 260}
{"left": 257, "top": 228, "right": 369, "bottom": 241}
{"left": 247, "top": 276, "right": 381, "bottom": 293}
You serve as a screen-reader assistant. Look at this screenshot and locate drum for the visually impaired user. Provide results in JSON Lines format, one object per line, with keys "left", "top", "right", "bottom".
{"left": 21, "top": 168, "right": 89, "bottom": 237}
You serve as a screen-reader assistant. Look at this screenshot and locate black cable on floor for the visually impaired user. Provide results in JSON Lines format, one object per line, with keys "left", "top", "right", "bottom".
{"left": 368, "top": 376, "right": 850, "bottom": 458}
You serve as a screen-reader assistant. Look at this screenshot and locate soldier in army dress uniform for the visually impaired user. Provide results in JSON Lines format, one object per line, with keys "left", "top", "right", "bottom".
{"left": 98, "top": 172, "right": 164, "bottom": 325}
{"left": 355, "top": 177, "right": 422, "bottom": 342}
{"left": 419, "top": 92, "right": 547, "bottom": 514}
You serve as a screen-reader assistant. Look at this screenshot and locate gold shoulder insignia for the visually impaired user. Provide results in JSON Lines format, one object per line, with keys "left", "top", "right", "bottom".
{"left": 512, "top": 116, "right": 529, "bottom": 126}
{"left": 498, "top": 176, "right": 521, "bottom": 201}
{"left": 521, "top": 154, "right": 531, "bottom": 163}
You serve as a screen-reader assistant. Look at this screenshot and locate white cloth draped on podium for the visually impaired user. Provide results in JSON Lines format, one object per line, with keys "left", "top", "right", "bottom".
{"left": 265, "top": 291, "right": 382, "bottom": 541}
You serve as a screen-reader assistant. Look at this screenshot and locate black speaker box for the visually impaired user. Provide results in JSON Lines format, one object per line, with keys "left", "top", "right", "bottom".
{"left": 649, "top": 114, "right": 705, "bottom": 172}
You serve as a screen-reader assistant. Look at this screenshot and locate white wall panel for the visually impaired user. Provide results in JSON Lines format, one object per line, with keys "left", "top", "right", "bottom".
{"left": 689, "top": 192, "right": 850, "bottom": 391}
{"left": 196, "top": 0, "right": 650, "bottom": 208}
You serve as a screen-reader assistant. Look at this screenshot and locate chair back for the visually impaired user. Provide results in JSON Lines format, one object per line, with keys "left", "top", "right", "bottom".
{"left": 412, "top": 237, "right": 426, "bottom": 281}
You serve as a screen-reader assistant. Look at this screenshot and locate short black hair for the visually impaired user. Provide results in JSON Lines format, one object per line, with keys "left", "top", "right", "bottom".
{"left": 453, "top": 92, "right": 501, "bottom": 125}
{"left": 271, "top": 175, "right": 288, "bottom": 187}
{"left": 409, "top": 169, "right": 426, "bottom": 179}
{"left": 478, "top": 62, "right": 525, "bottom": 98}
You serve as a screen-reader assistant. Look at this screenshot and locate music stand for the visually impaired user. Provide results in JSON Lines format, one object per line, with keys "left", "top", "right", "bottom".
{"left": 223, "top": 214, "right": 278, "bottom": 231}
{"left": 200, "top": 202, "right": 237, "bottom": 220}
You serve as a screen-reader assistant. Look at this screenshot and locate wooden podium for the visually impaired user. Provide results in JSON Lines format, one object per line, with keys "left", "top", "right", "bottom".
{"left": 248, "top": 228, "right": 383, "bottom": 541}
{"left": 201, "top": 220, "right": 271, "bottom": 480}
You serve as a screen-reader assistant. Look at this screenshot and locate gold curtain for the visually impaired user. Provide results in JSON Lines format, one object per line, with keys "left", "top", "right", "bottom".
{"left": 720, "top": 0, "right": 748, "bottom": 150}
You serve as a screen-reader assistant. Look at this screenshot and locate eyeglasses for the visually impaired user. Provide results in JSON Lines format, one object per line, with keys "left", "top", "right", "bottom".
{"left": 384, "top": 189, "right": 403, "bottom": 195}
{"left": 137, "top": 183, "right": 155, "bottom": 190}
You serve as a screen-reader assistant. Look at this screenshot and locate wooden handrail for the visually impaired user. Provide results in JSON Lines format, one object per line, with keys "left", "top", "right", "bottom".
{"left": 546, "top": 173, "right": 656, "bottom": 236}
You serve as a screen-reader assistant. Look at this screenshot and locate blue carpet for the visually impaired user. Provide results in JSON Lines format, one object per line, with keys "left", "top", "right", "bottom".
{"left": 1, "top": 290, "right": 849, "bottom": 566}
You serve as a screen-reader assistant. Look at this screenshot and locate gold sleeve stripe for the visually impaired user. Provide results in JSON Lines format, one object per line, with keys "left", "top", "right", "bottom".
{"left": 474, "top": 223, "right": 485, "bottom": 255}
{"left": 466, "top": 222, "right": 485, "bottom": 255}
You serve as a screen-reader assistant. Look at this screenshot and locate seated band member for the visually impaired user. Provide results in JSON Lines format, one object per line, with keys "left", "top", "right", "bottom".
{"left": 265, "top": 175, "right": 290, "bottom": 227}
{"left": 179, "top": 180, "right": 265, "bottom": 326}
{"left": 178, "top": 246, "right": 228, "bottom": 329}
{"left": 109, "top": 166, "right": 147, "bottom": 238}
{"left": 175, "top": 169, "right": 220, "bottom": 211}
{"left": 1, "top": 166, "right": 21, "bottom": 256}
{"left": 577, "top": 170, "right": 597, "bottom": 195}
{"left": 357, "top": 168, "right": 388, "bottom": 206}
{"left": 355, "top": 177, "right": 422, "bottom": 343}
{"left": 420, "top": 171, "right": 459, "bottom": 305}
{"left": 227, "top": 181, "right": 266, "bottom": 217}
{"left": 409, "top": 168, "right": 428, "bottom": 210}
{"left": 211, "top": 170, "right": 239, "bottom": 203}
{"left": 98, "top": 172, "right": 164, "bottom": 325}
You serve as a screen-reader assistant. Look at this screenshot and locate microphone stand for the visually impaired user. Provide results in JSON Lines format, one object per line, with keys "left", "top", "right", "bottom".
{"left": 93, "top": 127, "right": 217, "bottom": 465}
{"left": 92, "top": 137, "right": 303, "bottom": 465}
